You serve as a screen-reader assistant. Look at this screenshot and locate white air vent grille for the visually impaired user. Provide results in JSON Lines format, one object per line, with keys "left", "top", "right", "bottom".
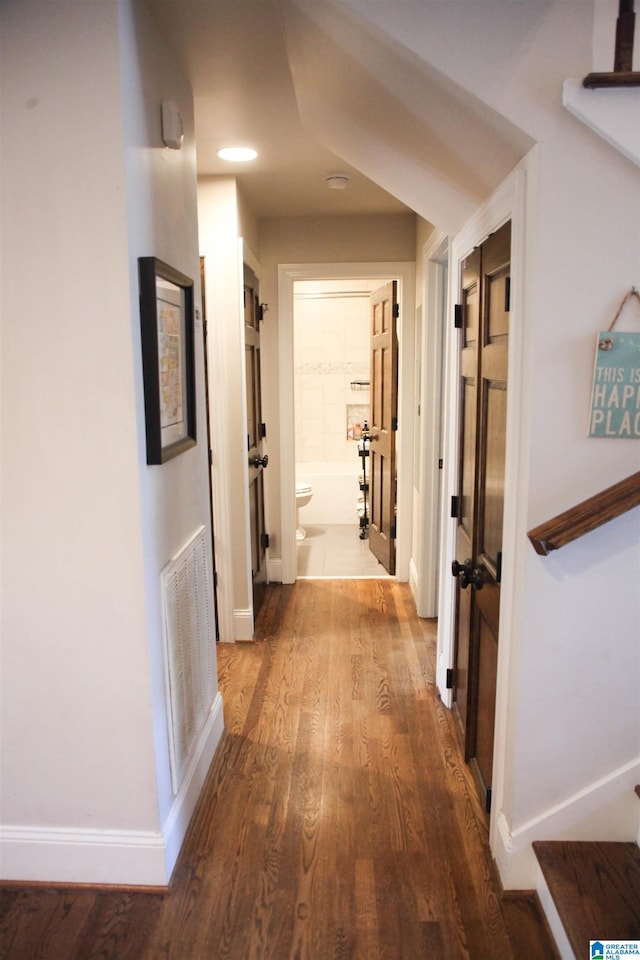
{"left": 161, "top": 526, "right": 216, "bottom": 794}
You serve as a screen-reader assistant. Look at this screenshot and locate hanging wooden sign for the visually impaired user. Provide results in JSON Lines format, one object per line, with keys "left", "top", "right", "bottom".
{"left": 588, "top": 288, "right": 640, "bottom": 438}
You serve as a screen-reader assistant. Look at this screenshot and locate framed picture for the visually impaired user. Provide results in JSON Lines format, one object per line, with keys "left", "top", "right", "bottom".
{"left": 139, "top": 257, "right": 196, "bottom": 464}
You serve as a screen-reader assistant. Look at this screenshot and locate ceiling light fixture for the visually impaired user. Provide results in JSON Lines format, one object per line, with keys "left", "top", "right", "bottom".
{"left": 325, "top": 173, "right": 350, "bottom": 190}
{"left": 217, "top": 146, "right": 258, "bottom": 162}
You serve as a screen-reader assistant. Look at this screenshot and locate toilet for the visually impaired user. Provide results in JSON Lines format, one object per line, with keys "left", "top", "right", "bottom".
{"left": 295, "top": 481, "right": 313, "bottom": 541}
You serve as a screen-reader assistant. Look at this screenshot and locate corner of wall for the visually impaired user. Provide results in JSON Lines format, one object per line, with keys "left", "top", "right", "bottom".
{"left": 493, "top": 758, "right": 640, "bottom": 890}
{"left": 161, "top": 692, "right": 225, "bottom": 879}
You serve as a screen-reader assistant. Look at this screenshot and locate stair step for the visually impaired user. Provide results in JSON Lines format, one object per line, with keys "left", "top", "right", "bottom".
{"left": 533, "top": 840, "right": 640, "bottom": 958}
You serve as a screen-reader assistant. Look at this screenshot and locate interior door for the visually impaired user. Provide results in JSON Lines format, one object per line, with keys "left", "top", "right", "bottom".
{"left": 452, "top": 222, "right": 510, "bottom": 814}
{"left": 244, "top": 264, "right": 267, "bottom": 620}
{"left": 369, "top": 281, "right": 398, "bottom": 574}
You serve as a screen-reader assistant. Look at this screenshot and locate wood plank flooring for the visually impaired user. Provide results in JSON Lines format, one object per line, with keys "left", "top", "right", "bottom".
{"left": 0, "top": 580, "right": 558, "bottom": 959}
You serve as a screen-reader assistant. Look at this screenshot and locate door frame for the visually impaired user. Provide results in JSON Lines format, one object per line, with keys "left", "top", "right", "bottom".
{"left": 278, "top": 261, "right": 416, "bottom": 585}
{"left": 437, "top": 161, "right": 532, "bottom": 853}
{"left": 412, "top": 230, "right": 448, "bottom": 618}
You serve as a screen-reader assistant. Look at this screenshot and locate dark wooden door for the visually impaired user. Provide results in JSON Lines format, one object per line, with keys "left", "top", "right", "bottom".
{"left": 369, "top": 281, "right": 398, "bottom": 575}
{"left": 244, "top": 264, "right": 267, "bottom": 620}
{"left": 452, "top": 222, "right": 511, "bottom": 814}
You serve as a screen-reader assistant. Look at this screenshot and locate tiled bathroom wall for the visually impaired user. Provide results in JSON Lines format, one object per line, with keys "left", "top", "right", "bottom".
{"left": 294, "top": 279, "right": 374, "bottom": 463}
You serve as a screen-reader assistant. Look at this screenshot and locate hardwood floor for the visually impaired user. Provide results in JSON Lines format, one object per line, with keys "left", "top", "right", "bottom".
{"left": 0, "top": 580, "right": 557, "bottom": 959}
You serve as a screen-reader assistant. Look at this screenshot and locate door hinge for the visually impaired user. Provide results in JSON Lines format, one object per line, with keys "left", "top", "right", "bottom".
{"left": 446, "top": 667, "right": 454, "bottom": 689}
{"left": 208, "top": 448, "right": 213, "bottom": 467}
{"left": 505, "top": 277, "right": 511, "bottom": 313}
{"left": 213, "top": 571, "right": 218, "bottom": 589}
{"left": 262, "top": 533, "right": 270, "bottom": 550}
{"left": 485, "top": 787, "right": 492, "bottom": 815}
{"left": 393, "top": 302, "right": 400, "bottom": 319}
{"left": 391, "top": 416, "right": 398, "bottom": 431}
{"left": 496, "top": 551, "right": 502, "bottom": 584}
{"left": 454, "top": 304, "right": 463, "bottom": 329}
{"left": 450, "top": 495, "right": 459, "bottom": 519}
{"left": 438, "top": 458, "right": 443, "bottom": 470}
{"left": 260, "top": 422, "right": 267, "bottom": 439}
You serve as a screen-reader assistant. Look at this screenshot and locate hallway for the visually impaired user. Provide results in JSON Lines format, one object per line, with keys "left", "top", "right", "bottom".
{"left": 0, "top": 580, "right": 557, "bottom": 959}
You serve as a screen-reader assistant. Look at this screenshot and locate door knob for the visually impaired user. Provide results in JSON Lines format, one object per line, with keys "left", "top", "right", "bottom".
{"left": 249, "top": 454, "right": 269, "bottom": 469}
{"left": 452, "top": 558, "right": 484, "bottom": 590}
{"left": 452, "top": 558, "right": 473, "bottom": 588}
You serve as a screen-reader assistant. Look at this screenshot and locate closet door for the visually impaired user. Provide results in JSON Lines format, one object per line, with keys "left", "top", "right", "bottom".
{"left": 244, "top": 264, "right": 267, "bottom": 619}
{"left": 452, "top": 222, "right": 510, "bottom": 814}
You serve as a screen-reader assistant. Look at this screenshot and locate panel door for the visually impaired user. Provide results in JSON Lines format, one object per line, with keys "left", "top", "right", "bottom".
{"left": 244, "top": 264, "right": 267, "bottom": 620}
{"left": 452, "top": 222, "right": 511, "bottom": 813}
{"left": 368, "top": 281, "right": 398, "bottom": 574}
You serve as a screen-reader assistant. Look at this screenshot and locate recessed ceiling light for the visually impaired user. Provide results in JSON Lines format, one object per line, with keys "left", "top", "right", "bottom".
{"left": 217, "top": 147, "right": 258, "bottom": 162}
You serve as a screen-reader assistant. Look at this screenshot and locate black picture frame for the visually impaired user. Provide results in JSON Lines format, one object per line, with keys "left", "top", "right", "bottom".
{"left": 138, "top": 257, "right": 196, "bottom": 464}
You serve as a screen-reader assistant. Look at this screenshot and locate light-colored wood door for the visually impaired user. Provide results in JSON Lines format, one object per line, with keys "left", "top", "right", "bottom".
{"left": 244, "top": 264, "right": 267, "bottom": 619}
{"left": 368, "top": 281, "right": 398, "bottom": 574}
{"left": 452, "top": 222, "right": 510, "bottom": 813}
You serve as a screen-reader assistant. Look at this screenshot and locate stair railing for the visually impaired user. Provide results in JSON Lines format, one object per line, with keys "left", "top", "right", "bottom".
{"left": 527, "top": 471, "right": 640, "bottom": 556}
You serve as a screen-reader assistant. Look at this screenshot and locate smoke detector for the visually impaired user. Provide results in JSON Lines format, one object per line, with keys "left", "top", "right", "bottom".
{"left": 325, "top": 173, "right": 350, "bottom": 190}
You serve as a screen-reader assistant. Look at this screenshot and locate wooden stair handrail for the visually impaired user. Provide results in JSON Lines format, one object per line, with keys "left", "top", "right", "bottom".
{"left": 528, "top": 471, "right": 640, "bottom": 556}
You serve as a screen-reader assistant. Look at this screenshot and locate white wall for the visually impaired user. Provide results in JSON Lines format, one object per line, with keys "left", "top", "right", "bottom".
{"left": 295, "top": 282, "right": 372, "bottom": 462}
{"left": 0, "top": 0, "right": 220, "bottom": 885}
{"left": 118, "top": 0, "right": 222, "bottom": 876}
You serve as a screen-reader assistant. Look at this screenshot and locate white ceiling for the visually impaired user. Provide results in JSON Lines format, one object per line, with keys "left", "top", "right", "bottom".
{"left": 145, "top": 0, "right": 414, "bottom": 219}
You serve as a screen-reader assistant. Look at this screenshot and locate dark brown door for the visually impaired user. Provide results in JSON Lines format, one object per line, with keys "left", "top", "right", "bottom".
{"left": 244, "top": 264, "right": 267, "bottom": 620}
{"left": 369, "top": 281, "right": 398, "bottom": 575}
{"left": 452, "top": 222, "right": 510, "bottom": 814}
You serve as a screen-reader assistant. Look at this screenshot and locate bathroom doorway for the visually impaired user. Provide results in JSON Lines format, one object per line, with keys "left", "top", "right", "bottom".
{"left": 278, "top": 260, "right": 416, "bottom": 585}
{"left": 293, "top": 277, "right": 392, "bottom": 578}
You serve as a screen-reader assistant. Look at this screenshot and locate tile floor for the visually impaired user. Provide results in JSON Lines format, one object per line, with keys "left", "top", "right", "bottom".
{"left": 295, "top": 523, "right": 392, "bottom": 578}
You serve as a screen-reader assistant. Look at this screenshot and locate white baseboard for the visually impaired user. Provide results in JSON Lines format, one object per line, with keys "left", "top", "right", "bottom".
{"left": 267, "top": 557, "right": 282, "bottom": 583}
{"left": 233, "top": 607, "right": 254, "bottom": 641}
{"left": 0, "top": 694, "right": 226, "bottom": 887}
{"left": 0, "top": 824, "right": 167, "bottom": 887}
{"left": 494, "top": 757, "right": 640, "bottom": 889}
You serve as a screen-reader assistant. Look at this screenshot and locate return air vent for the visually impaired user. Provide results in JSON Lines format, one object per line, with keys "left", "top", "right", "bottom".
{"left": 161, "top": 526, "right": 216, "bottom": 794}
